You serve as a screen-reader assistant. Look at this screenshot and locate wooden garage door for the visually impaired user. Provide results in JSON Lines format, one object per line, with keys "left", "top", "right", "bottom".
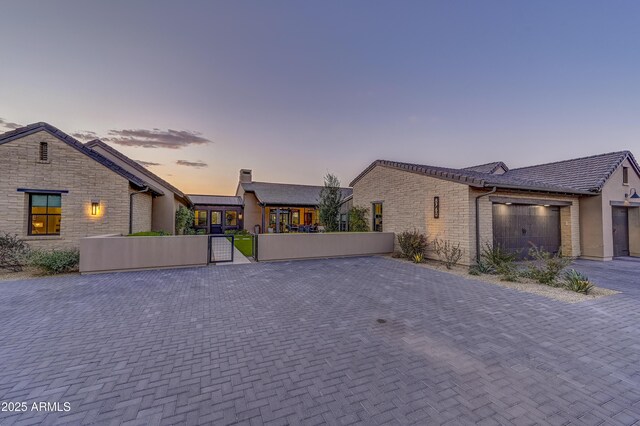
{"left": 492, "top": 204, "right": 561, "bottom": 259}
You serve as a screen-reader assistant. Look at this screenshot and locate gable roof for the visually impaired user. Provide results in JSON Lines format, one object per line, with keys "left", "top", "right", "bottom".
{"left": 506, "top": 151, "right": 639, "bottom": 193}
{"left": 0, "top": 122, "right": 163, "bottom": 195}
{"left": 188, "top": 194, "right": 243, "bottom": 206}
{"left": 241, "top": 182, "right": 353, "bottom": 206}
{"left": 463, "top": 161, "right": 509, "bottom": 174}
{"left": 351, "top": 151, "right": 640, "bottom": 195}
{"left": 85, "top": 139, "right": 189, "bottom": 205}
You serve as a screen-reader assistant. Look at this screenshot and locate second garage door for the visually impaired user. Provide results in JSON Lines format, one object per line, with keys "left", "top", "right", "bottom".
{"left": 492, "top": 204, "right": 561, "bottom": 258}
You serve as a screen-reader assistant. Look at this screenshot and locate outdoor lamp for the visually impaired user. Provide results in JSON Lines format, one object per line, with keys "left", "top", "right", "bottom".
{"left": 630, "top": 188, "right": 640, "bottom": 199}
{"left": 239, "top": 212, "right": 243, "bottom": 220}
{"left": 91, "top": 199, "right": 100, "bottom": 215}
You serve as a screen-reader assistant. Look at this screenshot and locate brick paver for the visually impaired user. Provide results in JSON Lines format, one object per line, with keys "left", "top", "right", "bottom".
{"left": 1, "top": 256, "right": 639, "bottom": 425}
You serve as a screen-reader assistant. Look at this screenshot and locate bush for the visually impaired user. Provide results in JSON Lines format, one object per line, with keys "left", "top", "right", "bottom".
{"left": 433, "top": 239, "right": 463, "bottom": 269}
{"left": 397, "top": 230, "right": 429, "bottom": 259}
{"left": 348, "top": 206, "right": 369, "bottom": 232}
{"left": 468, "top": 261, "right": 496, "bottom": 275}
{"left": 0, "top": 233, "right": 30, "bottom": 272}
{"left": 225, "top": 229, "right": 251, "bottom": 236}
{"left": 526, "top": 245, "right": 572, "bottom": 286}
{"left": 129, "top": 230, "right": 170, "bottom": 236}
{"left": 564, "top": 269, "right": 594, "bottom": 294}
{"left": 412, "top": 253, "right": 424, "bottom": 264}
{"left": 175, "top": 206, "right": 194, "bottom": 235}
{"left": 480, "top": 242, "right": 519, "bottom": 281}
{"left": 29, "top": 249, "right": 80, "bottom": 274}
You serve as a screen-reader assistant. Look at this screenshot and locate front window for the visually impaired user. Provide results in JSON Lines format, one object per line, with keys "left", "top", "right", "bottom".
{"left": 372, "top": 202, "right": 383, "bottom": 232}
{"left": 225, "top": 211, "right": 237, "bottom": 226}
{"left": 211, "top": 211, "right": 222, "bottom": 225}
{"left": 29, "top": 194, "right": 61, "bottom": 235}
{"left": 194, "top": 210, "right": 207, "bottom": 227}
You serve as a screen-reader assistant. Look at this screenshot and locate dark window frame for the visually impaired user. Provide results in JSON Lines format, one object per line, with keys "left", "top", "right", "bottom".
{"left": 623, "top": 167, "right": 629, "bottom": 185}
{"left": 39, "top": 142, "right": 49, "bottom": 162}
{"left": 28, "top": 193, "right": 61, "bottom": 236}
{"left": 372, "top": 202, "right": 383, "bottom": 232}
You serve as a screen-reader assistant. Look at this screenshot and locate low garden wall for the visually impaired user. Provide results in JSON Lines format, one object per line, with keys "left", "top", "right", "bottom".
{"left": 79, "top": 234, "right": 209, "bottom": 273}
{"left": 256, "top": 232, "right": 395, "bottom": 262}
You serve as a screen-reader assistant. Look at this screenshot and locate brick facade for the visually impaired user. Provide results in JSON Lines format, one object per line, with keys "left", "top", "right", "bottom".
{"left": 129, "top": 190, "right": 154, "bottom": 234}
{"left": 0, "top": 130, "right": 151, "bottom": 249}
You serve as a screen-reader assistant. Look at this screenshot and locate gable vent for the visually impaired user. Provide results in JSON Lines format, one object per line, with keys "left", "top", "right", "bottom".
{"left": 39, "top": 142, "right": 49, "bottom": 162}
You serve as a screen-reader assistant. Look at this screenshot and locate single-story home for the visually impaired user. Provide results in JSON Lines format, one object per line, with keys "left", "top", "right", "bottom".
{"left": 189, "top": 194, "right": 244, "bottom": 234}
{"left": 0, "top": 122, "right": 190, "bottom": 249}
{"left": 235, "top": 169, "right": 352, "bottom": 233}
{"left": 351, "top": 151, "right": 640, "bottom": 263}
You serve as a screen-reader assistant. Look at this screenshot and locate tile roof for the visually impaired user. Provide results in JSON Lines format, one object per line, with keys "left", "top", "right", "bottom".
{"left": 188, "top": 195, "right": 244, "bottom": 206}
{"left": 241, "top": 182, "right": 353, "bottom": 206}
{"left": 463, "top": 161, "right": 509, "bottom": 174}
{"left": 0, "top": 122, "right": 164, "bottom": 195}
{"left": 85, "top": 139, "right": 189, "bottom": 204}
{"left": 350, "top": 152, "right": 639, "bottom": 195}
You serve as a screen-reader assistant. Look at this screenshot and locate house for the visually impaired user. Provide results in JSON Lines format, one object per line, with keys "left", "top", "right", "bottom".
{"left": 189, "top": 195, "right": 244, "bottom": 234}
{"left": 235, "top": 169, "right": 352, "bottom": 233}
{"left": 0, "top": 123, "right": 190, "bottom": 249}
{"left": 351, "top": 151, "right": 640, "bottom": 264}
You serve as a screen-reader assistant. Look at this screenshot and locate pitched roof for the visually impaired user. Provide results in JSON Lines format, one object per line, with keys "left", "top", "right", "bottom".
{"left": 506, "top": 151, "right": 639, "bottom": 193}
{"left": 463, "top": 161, "right": 509, "bottom": 174}
{"left": 85, "top": 139, "right": 189, "bottom": 204}
{"left": 188, "top": 194, "right": 244, "bottom": 206}
{"left": 0, "top": 122, "right": 163, "bottom": 195}
{"left": 241, "top": 182, "right": 353, "bottom": 206}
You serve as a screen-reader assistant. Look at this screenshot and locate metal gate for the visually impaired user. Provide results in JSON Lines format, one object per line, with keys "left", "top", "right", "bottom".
{"left": 612, "top": 207, "right": 630, "bottom": 257}
{"left": 208, "top": 235, "right": 234, "bottom": 263}
{"left": 492, "top": 204, "right": 561, "bottom": 258}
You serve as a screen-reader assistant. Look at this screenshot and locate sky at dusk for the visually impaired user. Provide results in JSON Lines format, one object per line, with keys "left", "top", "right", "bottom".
{"left": 2, "top": 1, "right": 640, "bottom": 195}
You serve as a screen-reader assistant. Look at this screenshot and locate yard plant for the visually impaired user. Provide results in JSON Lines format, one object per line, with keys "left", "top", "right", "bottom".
{"left": 348, "top": 206, "right": 369, "bottom": 232}
{"left": 480, "top": 242, "right": 520, "bottom": 281}
{"left": 563, "top": 269, "right": 594, "bottom": 294}
{"left": 525, "top": 245, "right": 572, "bottom": 286}
{"left": 175, "top": 206, "right": 194, "bottom": 235}
{"left": 0, "top": 232, "right": 30, "bottom": 272}
{"left": 29, "top": 248, "right": 80, "bottom": 274}
{"left": 318, "top": 173, "right": 343, "bottom": 232}
{"left": 433, "top": 239, "right": 463, "bottom": 269}
{"left": 397, "top": 230, "right": 429, "bottom": 260}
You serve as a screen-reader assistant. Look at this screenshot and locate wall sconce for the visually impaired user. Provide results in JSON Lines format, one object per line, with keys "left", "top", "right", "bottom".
{"left": 630, "top": 188, "right": 640, "bottom": 199}
{"left": 91, "top": 199, "right": 100, "bottom": 215}
{"left": 239, "top": 212, "right": 243, "bottom": 220}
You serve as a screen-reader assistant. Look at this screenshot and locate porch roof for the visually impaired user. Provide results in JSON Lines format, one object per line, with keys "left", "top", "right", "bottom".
{"left": 241, "top": 182, "right": 352, "bottom": 206}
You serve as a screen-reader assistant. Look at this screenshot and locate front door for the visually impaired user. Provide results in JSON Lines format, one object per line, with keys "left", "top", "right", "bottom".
{"left": 210, "top": 210, "right": 223, "bottom": 234}
{"left": 612, "top": 207, "right": 630, "bottom": 257}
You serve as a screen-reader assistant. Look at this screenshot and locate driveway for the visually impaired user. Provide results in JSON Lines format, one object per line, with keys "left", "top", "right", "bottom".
{"left": 0, "top": 257, "right": 639, "bottom": 425}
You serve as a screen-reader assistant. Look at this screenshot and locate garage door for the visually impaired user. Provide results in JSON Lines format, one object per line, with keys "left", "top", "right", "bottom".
{"left": 492, "top": 204, "right": 561, "bottom": 259}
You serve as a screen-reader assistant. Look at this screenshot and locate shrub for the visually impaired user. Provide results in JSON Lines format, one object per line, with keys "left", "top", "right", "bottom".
{"left": 526, "top": 245, "right": 572, "bottom": 286}
{"left": 175, "top": 206, "right": 194, "bottom": 235}
{"left": 469, "top": 261, "right": 496, "bottom": 275}
{"left": 29, "top": 249, "right": 80, "bottom": 274}
{"left": 225, "top": 229, "right": 251, "bottom": 236}
{"left": 129, "top": 230, "right": 170, "bottom": 237}
{"left": 433, "top": 239, "right": 463, "bottom": 269}
{"left": 0, "top": 233, "right": 30, "bottom": 272}
{"left": 412, "top": 253, "right": 424, "bottom": 264}
{"left": 564, "top": 269, "right": 594, "bottom": 294}
{"left": 397, "top": 230, "right": 429, "bottom": 259}
{"left": 480, "top": 242, "right": 519, "bottom": 280}
{"left": 318, "top": 173, "right": 343, "bottom": 232}
{"left": 348, "top": 206, "right": 369, "bottom": 232}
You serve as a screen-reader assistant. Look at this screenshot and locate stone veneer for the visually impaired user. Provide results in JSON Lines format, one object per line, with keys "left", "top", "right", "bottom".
{"left": 0, "top": 130, "right": 152, "bottom": 249}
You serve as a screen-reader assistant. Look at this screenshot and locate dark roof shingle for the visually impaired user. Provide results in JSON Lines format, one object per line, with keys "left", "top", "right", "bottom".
{"left": 241, "top": 182, "right": 353, "bottom": 206}
{"left": 188, "top": 195, "right": 244, "bottom": 206}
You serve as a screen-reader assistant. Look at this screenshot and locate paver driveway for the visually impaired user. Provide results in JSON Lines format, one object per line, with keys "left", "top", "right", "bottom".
{"left": 1, "top": 257, "right": 639, "bottom": 425}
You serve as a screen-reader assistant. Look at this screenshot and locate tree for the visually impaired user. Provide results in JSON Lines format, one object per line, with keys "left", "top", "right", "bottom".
{"left": 348, "top": 206, "right": 369, "bottom": 232}
{"left": 175, "top": 206, "right": 194, "bottom": 235}
{"left": 318, "top": 173, "right": 343, "bottom": 232}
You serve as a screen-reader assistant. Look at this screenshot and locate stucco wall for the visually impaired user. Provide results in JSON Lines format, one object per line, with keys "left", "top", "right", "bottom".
{"left": 0, "top": 130, "right": 133, "bottom": 249}
{"left": 256, "top": 232, "right": 394, "bottom": 261}
{"left": 238, "top": 187, "right": 262, "bottom": 233}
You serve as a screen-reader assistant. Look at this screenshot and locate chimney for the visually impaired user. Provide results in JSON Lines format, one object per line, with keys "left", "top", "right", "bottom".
{"left": 239, "top": 169, "right": 252, "bottom": 183}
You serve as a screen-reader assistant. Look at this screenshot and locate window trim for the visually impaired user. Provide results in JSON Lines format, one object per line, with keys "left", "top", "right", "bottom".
{"left": 372, "top": 202, "right": 383, "bottom": 232}
{"left": 623, "top": 166, "right": 629, "bottom": 185}
{"left": 38, "top": 142, "right": 50, "bottom": 163}
{"left": 28, "top": 193, "right": 62, "bottom": 236}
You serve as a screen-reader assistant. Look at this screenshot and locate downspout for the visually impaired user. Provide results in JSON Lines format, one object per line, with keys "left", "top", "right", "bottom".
{"left": 475, "top": 186, "right": 497, "bottom": 263}
{"left": 129, "top": 187, "right": 150, "bottom": 235}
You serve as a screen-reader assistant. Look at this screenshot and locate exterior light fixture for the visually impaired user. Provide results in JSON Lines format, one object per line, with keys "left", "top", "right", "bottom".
{"left": 543, "top": 204, "right": 550, "bottom": 207}
{"left": 239, "top": 212, "right": 243, "bottom": 220}
{"left": 630, "top": 188, "right": 640, "bottom": 199}
{"left": 91, "top": 199, "right": 100, "bottom": 215}
{"left": 505, "top": 202, "right": 512, "bottom": 205}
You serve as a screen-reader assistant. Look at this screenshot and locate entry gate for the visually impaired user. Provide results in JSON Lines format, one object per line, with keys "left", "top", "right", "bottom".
{"left": 208, "top": 235, "right": 234, "bottom": 263}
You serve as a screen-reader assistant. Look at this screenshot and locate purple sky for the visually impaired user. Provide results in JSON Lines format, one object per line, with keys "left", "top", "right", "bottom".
{"left": 2, "top": 1, "right": 639, "bottom": 194}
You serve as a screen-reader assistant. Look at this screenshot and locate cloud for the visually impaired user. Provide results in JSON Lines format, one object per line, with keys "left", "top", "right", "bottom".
{"left": 136, "top": 160, "right": 161, "bottom": 167}
{"left": 103, "top": 128, "right": 212, "bottom": 149}
{"left": 71, "top": 131, "right": 99, "bottom": 140}
{"left": 0, "top": 118, "right": 23, "bottom": 131}
{"left": 176, "top": 160, "right": 208, "bottom": 168}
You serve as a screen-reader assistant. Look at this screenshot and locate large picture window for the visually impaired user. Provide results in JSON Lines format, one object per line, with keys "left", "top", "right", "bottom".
{"left": 194, "top": 210, "right": 207, "bottom": 227}
{"left": 372, "top": 202, "right": 383, "bottom": 232}
{"left": 29, "top": 194, "right": 61, "bottom": 235}
{"left": 225, "top": 211, "right": 238, "bottom": 226}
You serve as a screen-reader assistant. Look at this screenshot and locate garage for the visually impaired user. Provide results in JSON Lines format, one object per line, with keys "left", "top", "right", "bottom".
{"left": 492, "top": 203, "right": 561, "bottom": 258}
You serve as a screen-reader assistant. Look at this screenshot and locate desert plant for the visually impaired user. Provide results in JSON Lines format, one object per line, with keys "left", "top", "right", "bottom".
{"left": 0, "top": 232, "right": 30, "bottom": 272}
{"left": 397, "top": 230, "right": 429, "bottom": 259}
{"left": 526, "top": 245, "right": 572, "bottom": 286}
{"left": 433, "top": 239, "right": 463, "bottom": 269}
{"left": 318, "top": 173, "right": 343, "bottom": 232}
{"left": 480, "top": 242, "right": 520, "bottom": 280}
{"left": 29, "top": 249, "right": 79, "bottom": 274}
{"left": 412, "top": 253, "right": 424, "bottom": 263}
{"left": 348, "top": 206, "right": 369, "bottom": 232}
{"left": 564, "top": 269, "right": 594, "bottom": 294}
{"left": 175, "top": 206, "right": 194, "bottom": 235}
